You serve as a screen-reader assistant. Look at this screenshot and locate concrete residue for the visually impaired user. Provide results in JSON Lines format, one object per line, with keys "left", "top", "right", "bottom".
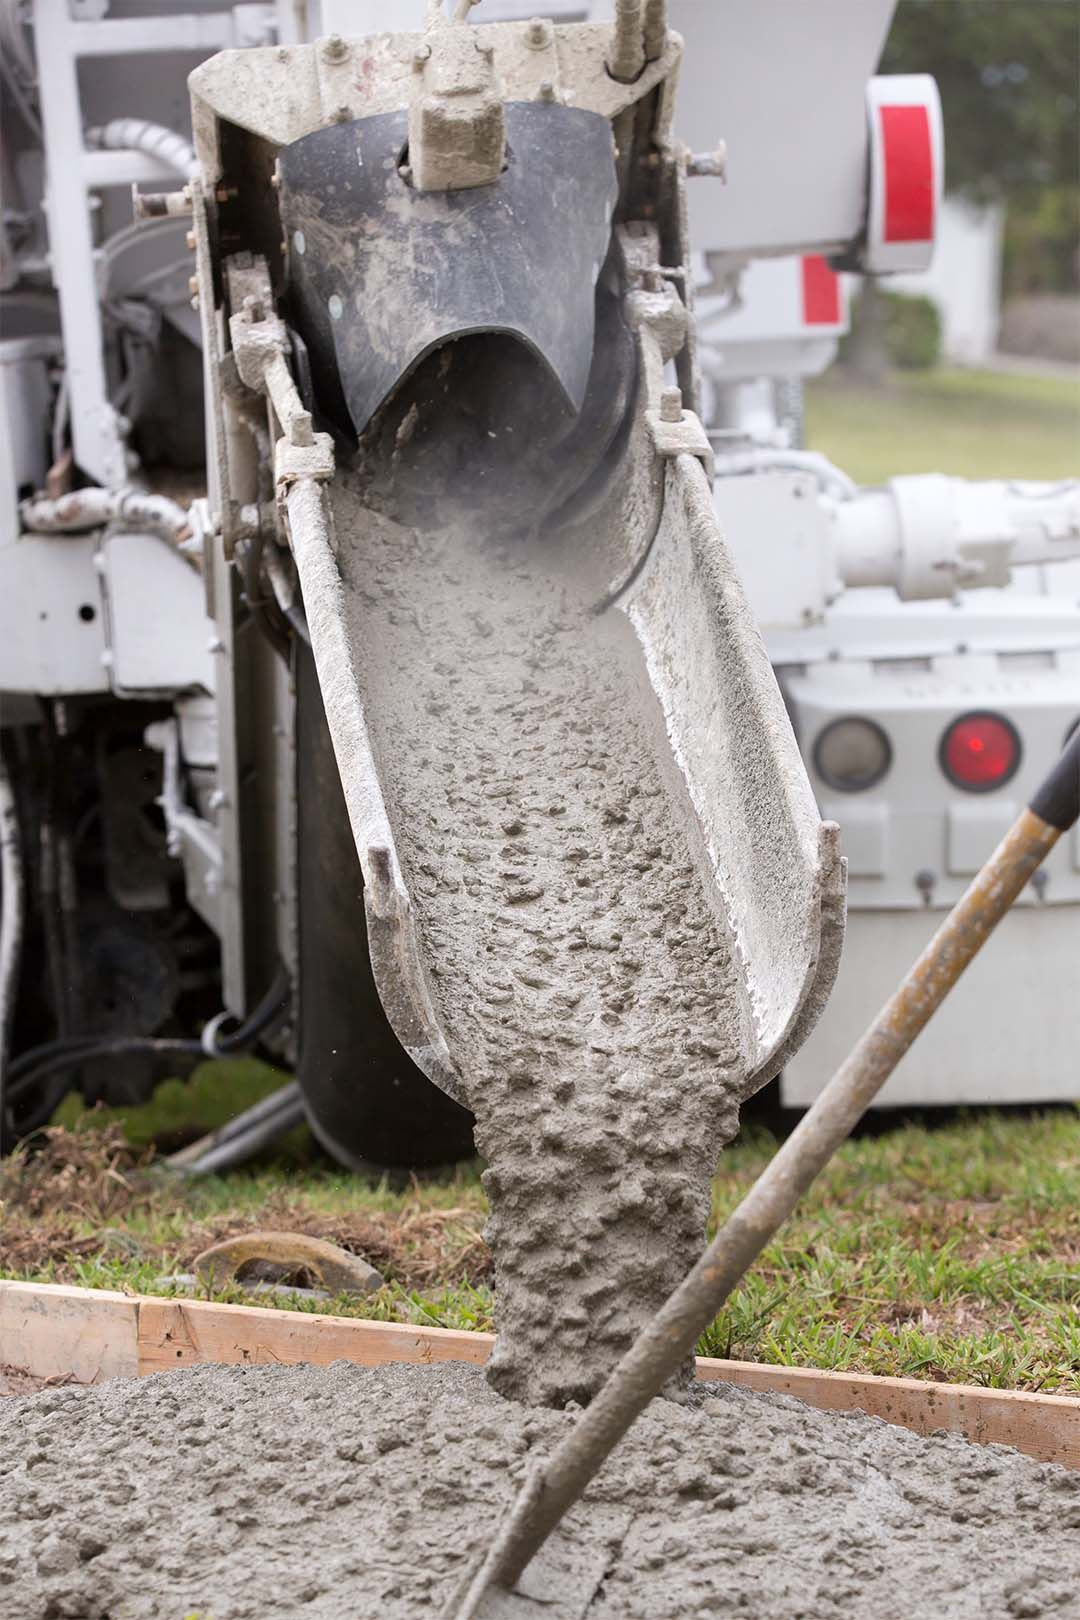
{"left": 1, "top": 1361, "right": 1076, "bottom": 1620}
{"left": 332, "top": 471, "right": 748, "bottom": 1407}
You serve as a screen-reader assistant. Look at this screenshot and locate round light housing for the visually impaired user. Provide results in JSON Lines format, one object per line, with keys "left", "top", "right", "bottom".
{"left": 939, "top": 711, "right": 1020, "bottom": 793}
{"left": 813, "top": 717, "right": 892, "bottom": 793}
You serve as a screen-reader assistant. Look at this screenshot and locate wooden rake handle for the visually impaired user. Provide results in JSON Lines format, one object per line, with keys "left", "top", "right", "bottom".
{"left": 449, "top": 726, "right": 1080, "bottom": 1618}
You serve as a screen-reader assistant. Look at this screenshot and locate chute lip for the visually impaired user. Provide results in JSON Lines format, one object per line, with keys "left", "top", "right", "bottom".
{"left": 359, "top": 322, "right": 582, "bottom": 437}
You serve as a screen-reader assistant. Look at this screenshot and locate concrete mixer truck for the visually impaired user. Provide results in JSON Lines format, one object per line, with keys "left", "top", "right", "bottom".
{"left": 0, "top": 0, "right": 1076, "bottom": 1174}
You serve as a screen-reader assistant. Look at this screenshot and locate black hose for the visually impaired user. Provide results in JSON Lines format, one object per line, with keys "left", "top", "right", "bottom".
{"left": 5, "top": 965, "right": 292, "bottom": 1139}
{"left": 204, "top": 962, "right": 292, "bottom": 1055}
{"left": 9, "top": 1037, "right": 204, "bottom": 1135}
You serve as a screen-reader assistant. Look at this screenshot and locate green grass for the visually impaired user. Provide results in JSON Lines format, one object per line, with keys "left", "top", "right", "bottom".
{"left": 3, "top": 1098, "right": 1077, "bottom": 1392}
{"left": 699, "top": 1109, "right": 1080, "bottom": 1390}
{"left": 805, "top": 366, "right": 1080, "bottom": 484}
{"left": 50, "top": 1056, "right": 311, "bottom": 1157}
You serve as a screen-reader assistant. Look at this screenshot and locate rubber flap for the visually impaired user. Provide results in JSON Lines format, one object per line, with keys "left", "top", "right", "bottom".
{"left": 278, "top": 102, "right": 618, "bottom": 436}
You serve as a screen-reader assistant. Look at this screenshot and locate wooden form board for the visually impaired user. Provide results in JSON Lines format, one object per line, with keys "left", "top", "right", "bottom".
{"left": 2, "top": 1279, "right": 1077, "bottom": 1469}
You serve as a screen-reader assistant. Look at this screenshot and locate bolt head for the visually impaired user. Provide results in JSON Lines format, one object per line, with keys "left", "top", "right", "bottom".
{"left": 289, "top": 410, "right": 314, "bottom": 447}
{"left": 659, "top": 386, "right": 683, "bottom": 423}
{"left": 322, "top": 32, "right": 347, "bottom": 60}
{"left": 413, "top": 42, "right": 431, "bottom": 67}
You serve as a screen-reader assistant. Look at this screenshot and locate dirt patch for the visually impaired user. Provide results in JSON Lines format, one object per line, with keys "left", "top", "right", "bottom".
{"left": 0, "top": 1124, "right": 153, "bottom": 1224}
{"left": 0, "top": 1366, "right": 67, "bottom": 1400}
{"left": 1, "top": 1360, "right": 1077, "bottom": 1620}
{"left": 0, "top": 1127, "right": 490, "bottom": 1292}
{"left": 885, "top": 1299, "right": 993, "bottom": 1339}
{"left": 175, "top": 1204, "right": 491, "bottom": 1291}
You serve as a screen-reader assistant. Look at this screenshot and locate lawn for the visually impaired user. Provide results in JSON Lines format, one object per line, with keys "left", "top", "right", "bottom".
{"left": 3, "top": 1081, "right": 1077, "bottom": 1393}
{"left": 805, "top": 365, "right": 1080, "bottom": 484}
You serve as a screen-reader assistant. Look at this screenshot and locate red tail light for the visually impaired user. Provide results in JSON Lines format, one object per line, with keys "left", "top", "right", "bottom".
{"left": 939, "top": 712, "right": 1021, "bottom": 792}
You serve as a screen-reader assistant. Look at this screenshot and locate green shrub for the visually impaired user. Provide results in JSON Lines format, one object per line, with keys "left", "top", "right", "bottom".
{"left": 882, "top": 290, "right": 943, "bottom": 369}
{"left": 839, "top": 285, "right": 944, "bottom": 374}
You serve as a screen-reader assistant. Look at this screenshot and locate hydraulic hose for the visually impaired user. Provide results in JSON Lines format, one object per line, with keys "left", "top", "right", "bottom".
{"left": 85, "top": 118, "right": 198, "bottom": 181}
{"left": 165, "top": 1080, "right": 305, "bottom": 1176}
{"left": 9, "top": 1038, "right": 204, "bottom": 1136}
{"left": 711, "top": 446, "right": 857, "bottom": 501}
{"left": 201, "top": 962, "right": 292, "bottom": 1056}
{"left": 20, "top": 487, "right": 192, "bottom": 545}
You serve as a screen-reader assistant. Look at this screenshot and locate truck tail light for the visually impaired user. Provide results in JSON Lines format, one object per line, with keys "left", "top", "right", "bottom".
{"left": 939, "top": 712, "right": 1021, "bottom": 792}
{"left": 813, "top": 717, "right": 892, "bottom": 792}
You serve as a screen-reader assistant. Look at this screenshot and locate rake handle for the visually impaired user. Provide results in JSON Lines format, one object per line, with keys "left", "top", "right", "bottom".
{"left": 455, "top": 729, "right": 1080, "bottom": 1614}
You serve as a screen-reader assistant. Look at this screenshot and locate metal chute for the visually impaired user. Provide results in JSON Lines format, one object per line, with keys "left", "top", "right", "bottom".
{"left": 190, "top": 10, "right": 845, "bottom": 1386}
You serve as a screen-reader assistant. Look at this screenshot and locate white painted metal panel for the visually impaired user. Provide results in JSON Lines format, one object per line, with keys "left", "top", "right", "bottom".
{"left": 103, "top": 531, "right": 215, "bottom": 694}
{"left": 785, "top": 653, "right": 1080, "bottom": 910}
{"left": 668, "top": 0, "right": 894, "bottom": 258}
{"left": 783, "top": 903, "right": 1080, "bottom": 1106}
{"left": 713, "top": 471, "right": 835, "bottom": 632}
{"left": 0, "top": 535, "right": 108, "bottom": 694}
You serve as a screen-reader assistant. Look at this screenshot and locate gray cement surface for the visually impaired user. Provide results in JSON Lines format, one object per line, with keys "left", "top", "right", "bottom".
{"left": 1, "top": 1361, "right": 1076, "bottom": 1620}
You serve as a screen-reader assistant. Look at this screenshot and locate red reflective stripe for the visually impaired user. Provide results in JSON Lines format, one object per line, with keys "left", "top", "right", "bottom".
{"left": 801, "top": 255, "right": 840, "bottom": 325}
{"left": 880, "top": 103, "right": 934, "bottom": 242}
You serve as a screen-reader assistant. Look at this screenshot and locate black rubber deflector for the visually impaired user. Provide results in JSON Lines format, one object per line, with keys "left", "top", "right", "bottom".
{"left": 278, "top": 103, "right": 618, "bottom": 437}
{"left": 1029, "top": 724, "right": 1080, "bottom": 831}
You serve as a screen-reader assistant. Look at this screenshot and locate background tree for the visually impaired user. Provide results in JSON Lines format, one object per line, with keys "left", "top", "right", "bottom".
{"left": 884, "top": 0, "right": 1079, "bottom": 293}
{"left": 848, "top": 0, "right": 1079, "bottom": 375}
